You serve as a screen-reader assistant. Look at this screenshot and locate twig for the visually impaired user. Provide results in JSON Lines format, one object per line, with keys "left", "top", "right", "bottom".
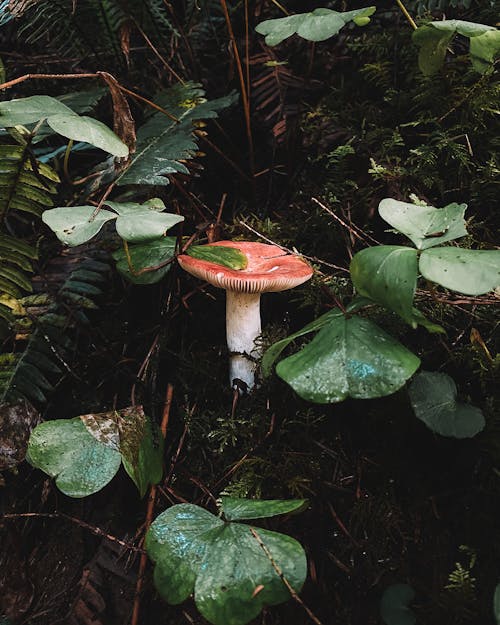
{"left": 130, "top": 383, "right": 174, "bottom": 625}
{"left": 1, "top": 512, "right": 144, "bottom": 553}
{"left": 311, "top": 197, "right": 380, "bottom": 246}
{"left": 395, "top": 0, "right": 417, "bottom": 30}
{"left": 250, "top": 528, "right": 325, "bottom": 625}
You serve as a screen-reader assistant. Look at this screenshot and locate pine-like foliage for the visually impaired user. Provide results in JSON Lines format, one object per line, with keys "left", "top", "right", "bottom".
{"left": 0, "top": 254, "right": 110, "bottom": 404}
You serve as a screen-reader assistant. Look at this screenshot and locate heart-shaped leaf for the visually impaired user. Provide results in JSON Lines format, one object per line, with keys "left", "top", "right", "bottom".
{"left": 255, "top": 6, "right": 375, "bottom": 45}
{"left": 42, "top": 206, "right": 116, "bottom": 246}
{"left": 408, "top": 371, "right": 485, "bottom": 438}
{"left": 47, "top": 114, "right": 129, "bottom": 157}
{"left": 0, "top": 95, "right": 73, "bottom": 127}
{"left": 105, "top": 199, "right": 184, "bottom": 242}
{"left": 419, "top": 247, "right": 500, "bottom": 295}
{"left": 112, "top": 237, "right": 177, "bottom": 284}
{"left": 378, "top": 199, "right": 468, "bottom": 250}
{"left": 145, "top": 501, "right": 307, "bottom": 625}
{"left": 350, "top": 246, "right": 418, "bottom": 326}
{"left": 380, "top": 584, "right": 416, "bottom": 625}
{"left": 186, "top": 245, "right": 248, "bottom": 270}
{"left": 27, "top": 406, "right": 163, "bottom": 497}
{"left": 276, "top": 315, "right": 420, "bottom": 403}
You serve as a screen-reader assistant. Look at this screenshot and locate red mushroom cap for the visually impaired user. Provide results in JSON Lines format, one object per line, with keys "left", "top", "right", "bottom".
{"left": 177, "top": 241, "right": 313, "bottom": 294}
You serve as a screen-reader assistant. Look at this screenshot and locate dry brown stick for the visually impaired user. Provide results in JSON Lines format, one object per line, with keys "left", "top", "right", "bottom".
{"left": 0, "top": 72, "right": 98, "bottom": 90}
{"left": 1, "top": 512, "right": 144, "bottom": 552}
{"left": 249, "top": 528, "right": 325, "bottom": 625}
{"left": 130, "top": 383, "right": 174, "bottom": 625}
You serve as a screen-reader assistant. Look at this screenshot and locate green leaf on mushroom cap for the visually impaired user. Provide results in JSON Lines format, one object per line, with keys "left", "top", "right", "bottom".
{"left": 408, "top": 371, "right": 485, "bottom": 438}
{"left": 145, "top": 501, "right": 307, "bottom": 625}
{"left": 186, "top": 245, "right": 248, "bottom": 270}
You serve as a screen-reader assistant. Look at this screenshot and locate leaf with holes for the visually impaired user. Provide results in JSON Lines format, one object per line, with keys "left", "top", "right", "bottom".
{"left": 419, "top": 247, "right": 500, "bottom": 295}
{"left": 256, "top": 6, "right": 375, "bottom": 45}
{"left": 408, "top": 371, "right": 485, "bottom": 438}
{"left": 0, "top": 95, "right": 73, "bottom": 127}
{"left": 145, "top": 501, "right": 307, "bottom": 625}
{"left": 276, "top": 315, "right": 420, "bottom": 403}
{"left": 380, "top": 584, "right": 416, "bottom": 625}
{"left": 42, "top": 206, "right": 116, "bottom": 246}
{"left": 378, "top": 199, "right": 468, "bottom": 250}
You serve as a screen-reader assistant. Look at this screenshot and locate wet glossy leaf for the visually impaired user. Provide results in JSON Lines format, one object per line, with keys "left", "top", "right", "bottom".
{"left": 42, "top": 206, "right": 116, "bottom": 246}
{"left": 221, "top": 497, "right": 308, "bottom": 521}
{"left": 186, "top": 245, "right": 248, "bottom": 270}
{"left": 380, "top": 584, "right": 416, "bottom": 625}
{"left": 146, "top": 503, "right": 307, "bottom": 625}
{"left": 112, "top": 237, "right": 176, "bottom": 284}
{"left": 115, "top": 210, "right": 183, "bottom": 242}
{"left": 256, "top": 6, "right": 376, "bottom": 45}
{"left": 27, "top": 418, "right": 122, "bottom": 497}
{"left": 408, "top": 371, "right": 485, "bottom": 438}
{"left": 378, "top": 199, "right": 468, "bottom": 250}
{"left": 27, "top": 406, "right": 163, "bottom": 497}
{"left": 276, "top": 315, "right": 420, "bottom": 403}
{"left": 47, "top": 114, "right": 129, "bottom": 157}
{"left": 0, "top": 95, "right": 73, "bottom": 127}
{"left": 350, "top": 246, "right": 418, "bottom": 326}
{"left": 419, "top": 247, "right": 500, "bottom": 295}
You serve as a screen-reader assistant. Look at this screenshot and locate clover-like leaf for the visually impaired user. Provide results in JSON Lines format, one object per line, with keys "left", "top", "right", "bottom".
{"left": 255, "top": 6, "right": 375, "bottom": 46}
{"left": 419, "top": 247, "right": 500, "bottom": 295}
{"left": 380, "top": 584, "right": 416, "bottom": 625}
{"left": 27, "top": 406, "right": 163, "bottom": 497}
{"left": 0, "top": 95, "right": 74, "bottom": 127}
{"left": 408, "top": 371, "right": 485, "bottom": 438}
{"left": 186, "top": 245, "right": 248, "bottom": 270}
{"left": 47, "top": 114, "right": 129, "bottom": 157}
{"left": 42, "top": 206, "right": 116, "bottom": 246}
{"left": 350, "top": 246, "right": 418, "bottom": 326}
{"left": 378, "top": 199, "right": 468, "bottom": 250}
{"left": 27, "top": 417, "right": 122, "bottom": 497}
{"left": 145, "top": 502, "right": 307, "bottom": 625}
{"left": 276, "top": 315, "right": 420, "bottom": 404}
{"left": 105, "top": 200, "right": 184, "bottom": 242}
{"left": 112, "top": 237, "right": 177, "bottom": 284}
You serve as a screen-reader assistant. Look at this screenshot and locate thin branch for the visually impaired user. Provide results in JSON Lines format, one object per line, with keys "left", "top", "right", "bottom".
{"left": 395, "top": 0, "right": 417, "bottom": 30}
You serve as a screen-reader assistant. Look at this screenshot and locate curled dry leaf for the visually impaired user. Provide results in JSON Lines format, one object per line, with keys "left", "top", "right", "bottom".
{"left": 98, "top": 72, "right": 136, "bottom": 157}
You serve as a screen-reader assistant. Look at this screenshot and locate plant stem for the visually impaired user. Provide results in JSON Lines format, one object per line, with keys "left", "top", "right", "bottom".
{"left": 395, "top": 0, "right": 417, "bottom": 30}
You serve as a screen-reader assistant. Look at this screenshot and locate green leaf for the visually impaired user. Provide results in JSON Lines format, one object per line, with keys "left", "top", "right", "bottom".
{"left": 145, "top": 503, "right": 307, "bottom": 625}
{"left": 0, "top": 95, "right": 73, "bottom": 127}
{"left": 112, "top": 237, "right": 177, "bottom": 284}
{"left": 419, "top": 247, "right": 500, "bottom": 295}
{"left": 46, "top": 114, "right": 129, "bottom": 157}
{"left": 27, "top": 418, "right": 122, "bottom": 497}
{"left": 28, "top": 406, "right": 163, "bottom": 497}
{"left": 276, "top": 315, "right": 420, "bottom": 403}
{"left": 408, "top": 371, "right": 485, "bottom": 438}
{"left": 221, "top": 498, "right": 308, "bottom": 521}
{"left": 117, "top": 83, "right": 236, "bottom": 186}
{"left": 104, "top": 200, "right": 184, "bottom": 242}
{"left": 494, "top": 584, "right": 500, "bottom": 625}
{"left": 350, "top": 246, "right": 418, "bottom": 326}
{"left": 378, "top": 199, "right": 468, "bottom": 250}
{"left": 42, "top": 206, "right": 116, "bottom": 246}
{"left": 255, "top": 6, "right": 376, "bottom": 45}
{"left": 413, "top": 20, "right": 498, "bottom": 75}
{"left": 380, "top": 584, "right": 416, "bottom": 625}
{"left": 186, "top": 245, "right": 248, "bottom": 270}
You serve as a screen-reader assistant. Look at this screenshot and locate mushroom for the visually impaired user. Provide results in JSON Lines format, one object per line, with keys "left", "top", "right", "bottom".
{"left": 177, "top": 241, "right": 313, "bottom": 392}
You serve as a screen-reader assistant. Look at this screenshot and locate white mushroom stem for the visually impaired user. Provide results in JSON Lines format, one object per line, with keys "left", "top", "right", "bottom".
{"left": 226, "top": 290, "right": 262, "bottom": 391}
